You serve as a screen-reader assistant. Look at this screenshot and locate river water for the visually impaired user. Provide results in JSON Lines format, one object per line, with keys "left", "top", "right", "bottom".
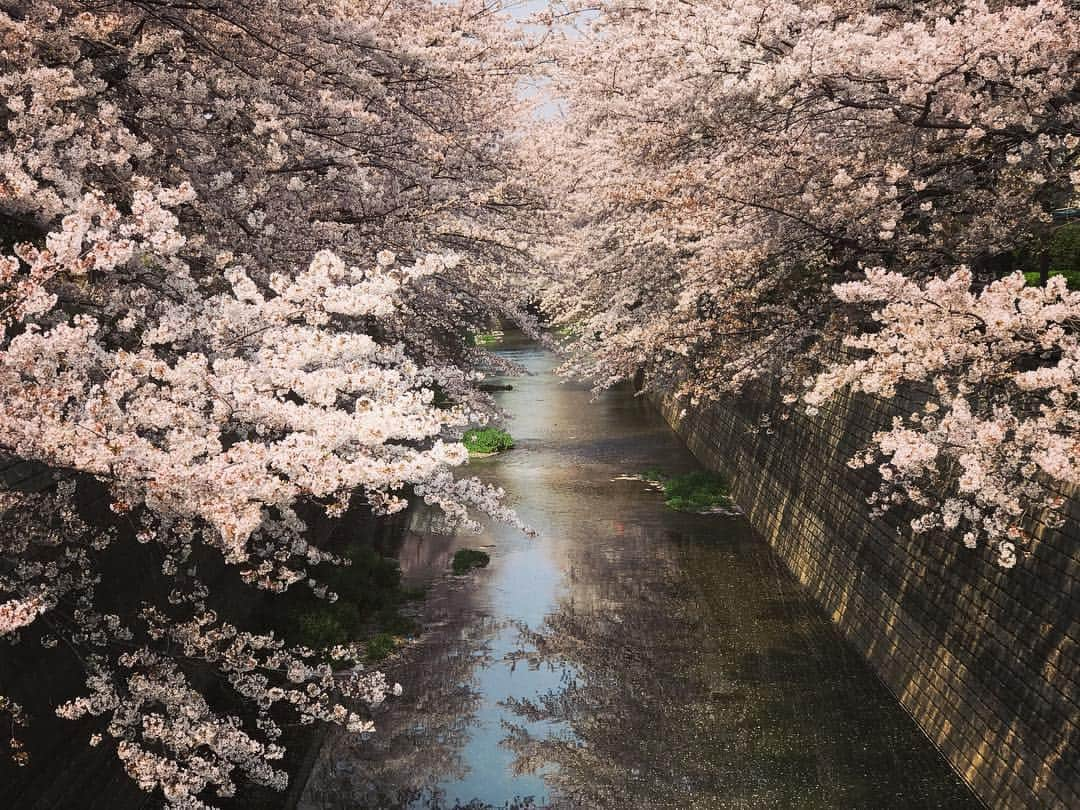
{"left": 297, "top": 332, "right": 981, "bottom": 810}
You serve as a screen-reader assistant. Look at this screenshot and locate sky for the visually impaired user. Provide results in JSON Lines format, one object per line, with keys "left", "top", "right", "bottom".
{"left": 503, "top": 0, "right": 552, "bottom": 22}
{"left": 498, "top": 1, "right": 599, "bottom": 120}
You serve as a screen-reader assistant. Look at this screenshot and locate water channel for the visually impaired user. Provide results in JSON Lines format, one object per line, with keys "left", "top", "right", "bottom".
{"left": 297, "top": 331, "right": 982, "bottom": 810}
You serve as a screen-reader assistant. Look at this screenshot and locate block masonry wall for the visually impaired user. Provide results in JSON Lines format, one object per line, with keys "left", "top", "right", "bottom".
{"left": 651, "top": 380, "right": 1080, "bottom": 809}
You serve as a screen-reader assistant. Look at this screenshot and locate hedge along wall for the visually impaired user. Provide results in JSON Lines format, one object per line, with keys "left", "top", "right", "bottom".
{"left": 651, "top": 378, "right": 1080, "bottom": 809}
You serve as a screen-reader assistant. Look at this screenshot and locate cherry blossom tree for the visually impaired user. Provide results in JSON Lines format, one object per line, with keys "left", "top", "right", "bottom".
{"left": 3, "top": 0, "right": 541, "bottom": 379}
{"left": 535, "top": 0, "right": 1079, "bottom": 398}
{"left": 0, "top": 1, "right": 538, "bottom": 805}
{"left": 529, "top": 0, "right": 1079, "bottom": 567}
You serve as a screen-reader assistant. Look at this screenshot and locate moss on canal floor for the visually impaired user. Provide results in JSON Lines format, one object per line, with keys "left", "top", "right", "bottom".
{"left": 641, "top": 468, "right": 734, "bottom": 513}
{"left": 452, "top": 548, "right": 491, "bottom": 575}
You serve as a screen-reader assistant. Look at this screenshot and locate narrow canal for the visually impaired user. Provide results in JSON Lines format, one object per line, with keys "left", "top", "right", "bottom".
{"left": 297, "top": 331, "right": 981, "bottom": 810}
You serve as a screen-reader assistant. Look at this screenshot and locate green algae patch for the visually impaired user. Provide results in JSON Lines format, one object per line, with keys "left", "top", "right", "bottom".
{"left": 452, "top": 548, "right": 491, "bottom": 575}
{"left": 641, "top": 469, "right": 735, "bottom": 513}
{"left": 463, "top": 427, "right": 514, "bottom": 456}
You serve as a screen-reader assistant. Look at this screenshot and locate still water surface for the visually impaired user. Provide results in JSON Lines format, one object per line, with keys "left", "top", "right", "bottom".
{"left": 297, "top": 332, "right": 981, "bottom": 810}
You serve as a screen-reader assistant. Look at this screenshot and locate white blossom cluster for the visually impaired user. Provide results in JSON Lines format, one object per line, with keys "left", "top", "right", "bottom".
{"left": 806, "top": 269, "right": 1080, "bottom": 567}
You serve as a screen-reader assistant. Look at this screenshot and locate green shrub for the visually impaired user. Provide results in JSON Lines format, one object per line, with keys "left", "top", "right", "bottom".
{"left": 265, "top": 544, "right": 421, "bottom": 662}
{"left": 1021, "top": 223, "right": 1080, "bottom": 287}
{"left": 374, "top": 606, "right": 420, "bottom": 638}
{"left": 641, "top": 469, "right": 732, "bottom": 512}
{"left": 1023, "top": 269, "right": 1080, "bottom": 289}
{"left": 296, "top": 611, "right": 348, "bottom": 651}
{"left": 365, "top": 632, "right": 397, "bottom": 662}
{"left": 463, "top": 427, "right": 514, "bottom": 454}
{"left": 1050, "top": 222, "right": 1080, "bottom": 275}
{"left": 452, "top": 548, "right": 491, "bottom": 575}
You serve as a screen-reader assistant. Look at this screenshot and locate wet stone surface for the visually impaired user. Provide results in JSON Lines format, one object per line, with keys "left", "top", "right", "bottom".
{"left": 297, "top": 332, "right": 982, "bottom": 810}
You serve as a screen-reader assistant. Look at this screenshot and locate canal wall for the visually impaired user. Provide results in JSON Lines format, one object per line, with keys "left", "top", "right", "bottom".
{"left": 650, "top": 379, "right": 1080, "bottom": 809}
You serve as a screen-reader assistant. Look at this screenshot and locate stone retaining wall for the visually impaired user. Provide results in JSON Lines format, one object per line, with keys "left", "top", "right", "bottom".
{"left": 652, "top": 381, "right": 1079, "bottom": 809}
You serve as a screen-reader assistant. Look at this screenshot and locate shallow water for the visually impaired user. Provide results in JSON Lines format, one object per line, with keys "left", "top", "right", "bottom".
{"left": 297, "top": 332, "right": 981, "bottom": 810}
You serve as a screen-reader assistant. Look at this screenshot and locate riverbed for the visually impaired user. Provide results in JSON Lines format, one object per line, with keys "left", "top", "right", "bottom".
{"left": 296, "top": 331, "right": 980, "bottom": 810}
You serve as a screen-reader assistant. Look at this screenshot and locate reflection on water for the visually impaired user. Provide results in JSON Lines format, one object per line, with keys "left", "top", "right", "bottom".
{"left": 298, "top": 332, "right": 980, "bottom": 810}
